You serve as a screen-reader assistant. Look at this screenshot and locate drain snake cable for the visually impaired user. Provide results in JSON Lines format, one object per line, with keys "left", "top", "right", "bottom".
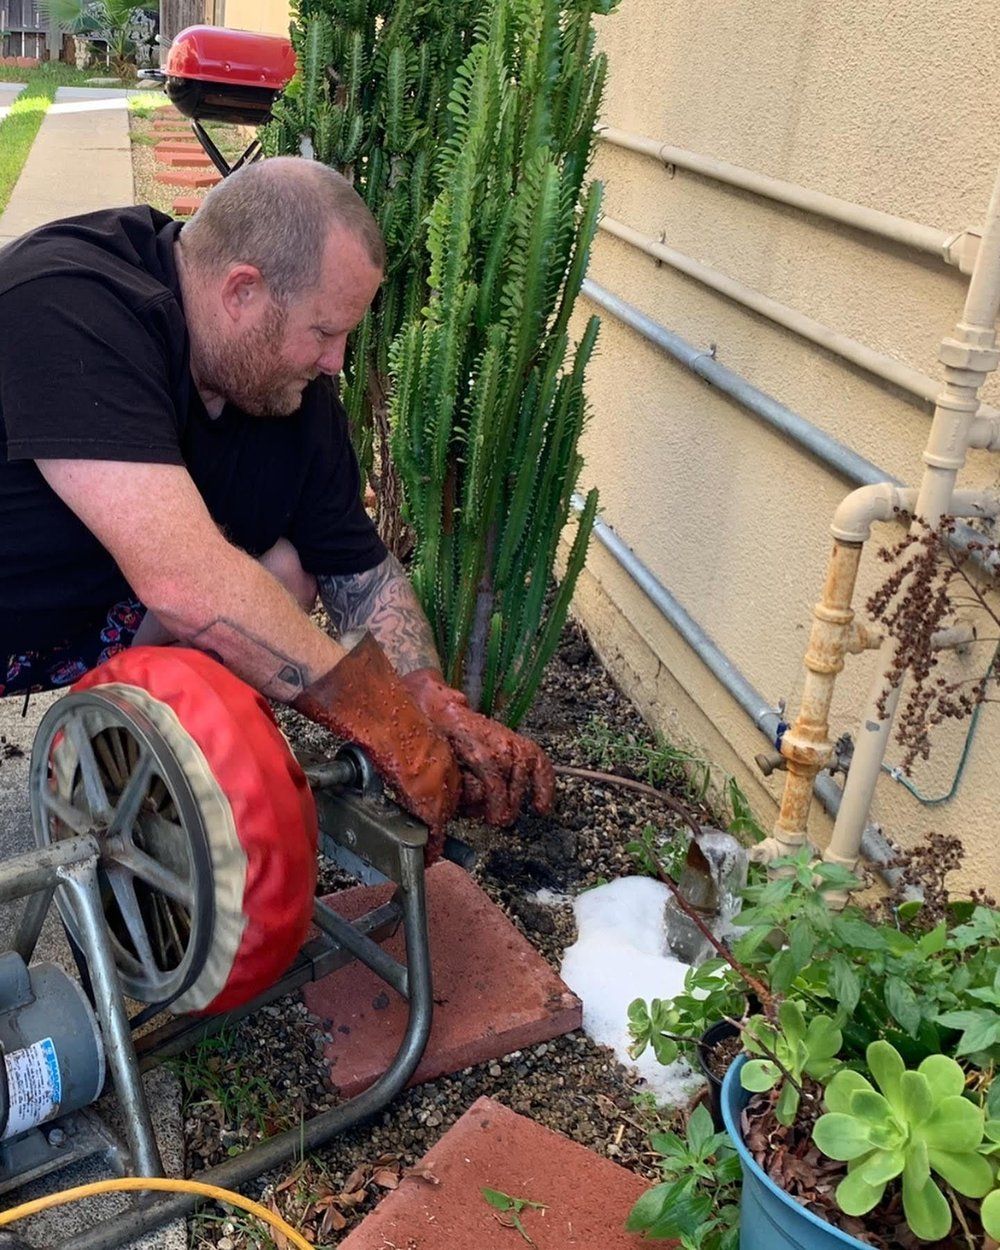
{"left": 0, "top": 1176, "right": 315, "bottom": 1248}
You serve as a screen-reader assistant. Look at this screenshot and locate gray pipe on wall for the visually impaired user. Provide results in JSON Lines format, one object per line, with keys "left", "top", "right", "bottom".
{"left": 580, "top": 278, "right": 996, "bottom": 574}
{"left": 596, "top": 126, "right": 976, "bottom": 270}
{"left": 581, "top": 278, "right": 893, "bottom": 489}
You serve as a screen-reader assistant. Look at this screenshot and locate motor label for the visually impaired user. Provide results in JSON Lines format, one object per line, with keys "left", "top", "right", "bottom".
{"left": 3, "top": 1038, "right": 62, "bottom": 1139}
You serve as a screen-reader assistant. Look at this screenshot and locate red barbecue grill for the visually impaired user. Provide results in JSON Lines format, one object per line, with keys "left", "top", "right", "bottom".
{"left": 140, "top": 26, "right": 296, "bottom": 177}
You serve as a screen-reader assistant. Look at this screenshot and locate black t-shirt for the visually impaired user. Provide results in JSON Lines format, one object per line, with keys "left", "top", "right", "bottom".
{"left": 0, "top": 205, "right": 386, "bottom": 658}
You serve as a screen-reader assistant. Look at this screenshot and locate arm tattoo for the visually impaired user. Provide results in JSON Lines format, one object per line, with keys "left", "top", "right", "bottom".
{"left": 188, "top": 618, "right": 312, "bottom": 700}
{"left": 317, "top": 554, "right": 441, "bottom": 676}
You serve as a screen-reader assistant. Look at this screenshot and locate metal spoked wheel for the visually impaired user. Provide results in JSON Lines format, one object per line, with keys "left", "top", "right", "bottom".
{"left": 30, "top": 689, "right": 215, "bottom": 1006}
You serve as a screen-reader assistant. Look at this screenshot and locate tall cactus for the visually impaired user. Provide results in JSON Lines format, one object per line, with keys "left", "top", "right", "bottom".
{"left": 262, "top": 1, "right": 490, "bottom": 551}
{"left": 264, "top": 0, "right": 617, "bottom": 723}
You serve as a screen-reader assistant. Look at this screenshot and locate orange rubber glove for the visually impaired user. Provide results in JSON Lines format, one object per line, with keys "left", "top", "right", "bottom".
{"left": 293, "top": 634, "right": 460, "bottom": 846}
{"left": 401, "top": 668, "right": 555, "bottom": 827}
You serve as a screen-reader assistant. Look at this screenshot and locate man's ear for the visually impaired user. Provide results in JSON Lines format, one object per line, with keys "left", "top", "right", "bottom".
{"left": 219, "top": 264, "right": 266, "bottom": 323}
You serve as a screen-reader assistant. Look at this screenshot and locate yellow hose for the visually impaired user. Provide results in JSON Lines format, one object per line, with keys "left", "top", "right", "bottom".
{"left": 0, "top": 1176, "right": 315, "bottom": 1249}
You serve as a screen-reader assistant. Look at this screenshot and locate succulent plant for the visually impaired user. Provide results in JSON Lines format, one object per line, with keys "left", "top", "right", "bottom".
{"left": 740, "top": 1000, "right": 842, "bottom": 1126}
{"left": 813, "top": 1041, "right": 995, "bottom": 1242}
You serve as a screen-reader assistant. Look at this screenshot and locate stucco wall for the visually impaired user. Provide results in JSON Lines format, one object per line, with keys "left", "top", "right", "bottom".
{"left": 572, "top": 0, "right": 1000, "bottom": 891}
{"left": 220, "top": 0, "right": 289, "bottom": 36}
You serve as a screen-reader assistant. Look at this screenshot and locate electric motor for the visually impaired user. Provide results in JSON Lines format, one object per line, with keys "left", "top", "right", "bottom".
{"left": 0, "top": 952, "right": 104, "bottom": 1141}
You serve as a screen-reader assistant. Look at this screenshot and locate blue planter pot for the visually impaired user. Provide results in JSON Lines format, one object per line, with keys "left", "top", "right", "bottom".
{"left": 721, "top": 1057, "right": 868, "bottom": 1250}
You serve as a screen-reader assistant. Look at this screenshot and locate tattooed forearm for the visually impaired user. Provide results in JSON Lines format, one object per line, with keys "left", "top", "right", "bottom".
{"left": 318, "top": 555, "right": 440, "bottom": 676}
{"left": 188, "top": 617, "right": 318, "bottom": 699}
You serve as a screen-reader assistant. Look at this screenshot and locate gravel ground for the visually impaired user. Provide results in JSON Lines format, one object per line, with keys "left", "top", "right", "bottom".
{"left": 177, "top": 615, "right": 717, "bottom": 1248}
{"left": 129, "top": 96, "right": 255, "bottom": 217}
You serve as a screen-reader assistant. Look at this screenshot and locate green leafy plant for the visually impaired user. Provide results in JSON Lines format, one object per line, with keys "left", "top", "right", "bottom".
{"left": 626, "top": 1104, "right": 740, "bottom": 1248}
{"left": 41, "top": 0, "right": 148, "bottom": 79}
{"left": 740, "top": 1000, "right": 841, "bottom": 1126}
{"left": 628, "top": 959, "right": 747, "bottom": 1068}
{"left": 814, "top": 1041, "right": 999, "bottom": 1242}
{"left": 481, "top": 1187, "right": 547, "bottom": 1246}
{"left": 628, "top": 812, "right": 1000, "bottom": 1247}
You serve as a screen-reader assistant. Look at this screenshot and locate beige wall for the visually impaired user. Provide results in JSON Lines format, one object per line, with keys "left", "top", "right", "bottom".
{"left": 572, "top": 0, "right": 1000, "bottom": 892}
{"left": 220, "top": 0, "right": 290, "bottom": 37}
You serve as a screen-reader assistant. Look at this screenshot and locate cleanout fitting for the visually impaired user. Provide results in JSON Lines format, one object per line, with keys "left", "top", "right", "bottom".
{"left": 569, "top": 497, "right": 894, "bottom": 880}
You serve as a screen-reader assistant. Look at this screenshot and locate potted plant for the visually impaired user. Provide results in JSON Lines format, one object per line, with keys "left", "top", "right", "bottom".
{"left": 719, "top": 880, "right": 1000, "bottom": 1249}
{"left": 628, "top": 838, "right": 1000, "bottom": 1247}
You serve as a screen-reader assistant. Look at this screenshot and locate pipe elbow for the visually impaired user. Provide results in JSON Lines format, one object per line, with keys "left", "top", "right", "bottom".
{"left": 830, "top": 483, "right": 915, "bottom": 543}
{"left": 967, "top": 415, "right": 1000, "bottom": 451}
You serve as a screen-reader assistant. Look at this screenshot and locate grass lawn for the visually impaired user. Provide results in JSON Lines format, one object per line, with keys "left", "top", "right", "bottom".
{"left": 0, "top": 62, "right": 156, "bottom": 216}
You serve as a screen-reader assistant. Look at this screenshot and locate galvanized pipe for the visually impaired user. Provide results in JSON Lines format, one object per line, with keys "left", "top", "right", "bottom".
{"left": 761, "top": 539, "right": 865, "bottom": 860}
{"left": 580, "top": 278, "right": 890, "bottom": 487}
{"left": 59, "top": 843, "right": 434, "bottom": 1250}
{"left": 597, "top": 126, "right": 977, "bottom": 270}
{"left": 598, "top": 215, "right": 1000, "bottom": 423}
{"left": 580, "top": 279, "right": 997, "bottom": 567}
{"left": 756, "top": 485, "right": 998, "bottom": 865}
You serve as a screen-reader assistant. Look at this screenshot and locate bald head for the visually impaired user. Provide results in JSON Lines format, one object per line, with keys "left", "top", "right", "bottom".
{"left": 178, "top": 157, "right": 385, "bottom": 304}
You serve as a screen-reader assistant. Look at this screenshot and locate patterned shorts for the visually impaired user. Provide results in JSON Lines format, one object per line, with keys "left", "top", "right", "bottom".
{"left": 1, "top": 598, "right": 148, "bottom": 699}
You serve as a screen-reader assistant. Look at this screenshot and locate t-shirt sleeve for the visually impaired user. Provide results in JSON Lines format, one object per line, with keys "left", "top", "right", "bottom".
{"left": 0, "top": 276, "right": 184, "bottom": 465}
{"left": 288, "top": 385, "right": 388, "bottom": 577}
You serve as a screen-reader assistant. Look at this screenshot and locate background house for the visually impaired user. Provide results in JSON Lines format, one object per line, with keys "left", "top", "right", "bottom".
{"left": 568, "top": 0, "right": 1000, "bottom": 892}
{"left": 1, "top": 0, "right": 48, "bottom": 58}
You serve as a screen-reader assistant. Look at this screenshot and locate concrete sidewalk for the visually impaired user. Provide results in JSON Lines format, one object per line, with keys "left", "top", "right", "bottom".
{"left": 0, "top": 88, "right": 184, "bottom": 1248}
{"left": 0, "top": 86, "right": 134, "bottom": 247}
{"left": 0, "top": 81, "right": 26, "bottom": 122}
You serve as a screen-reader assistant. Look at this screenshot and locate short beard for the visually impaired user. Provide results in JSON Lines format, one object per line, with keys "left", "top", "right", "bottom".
{"left": 195, "top": 300, "right": 302, "bottom": 418}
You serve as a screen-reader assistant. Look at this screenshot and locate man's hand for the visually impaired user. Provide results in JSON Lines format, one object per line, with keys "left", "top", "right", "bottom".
{"left": 401, "top": 668, "right": 555, "bottom": 826}
{"left": 318, "top": 555, "right": 554, "bottom": 826}
{"left": 294, "top": 634, "right": 461, "bottom": 840}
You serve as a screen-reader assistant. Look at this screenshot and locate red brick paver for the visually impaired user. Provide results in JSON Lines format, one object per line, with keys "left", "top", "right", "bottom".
{"left": 158, "top": 151, "right": 214, "bottom": 168}
{"left": 303, "top": 861, "right": 581, "bottom": 1097}
{"left": 340, "top": 1096, "right": 661, "bottom": 1249}
{"left": 172, "top": 196, "right": 203, "bottom": 216}
{"left": 155, "top": 169, "right": 222, "bottom": 188}
{"left": 153, "top": 140, "right": 203, "bottom": 154}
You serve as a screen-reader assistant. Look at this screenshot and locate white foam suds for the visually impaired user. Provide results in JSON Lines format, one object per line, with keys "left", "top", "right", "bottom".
{"left": 559, "top": 877, "right": 705, "bottom": 1107}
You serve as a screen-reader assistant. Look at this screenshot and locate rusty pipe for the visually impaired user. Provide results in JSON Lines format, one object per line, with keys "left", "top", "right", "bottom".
{"left": 751, "top": 539, "right": 865, "bottom": 863}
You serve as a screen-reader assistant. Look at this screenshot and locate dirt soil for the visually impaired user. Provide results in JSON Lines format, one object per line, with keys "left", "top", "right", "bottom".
{"left": 180, "top": 616, "right": 709, "bottom": 1247}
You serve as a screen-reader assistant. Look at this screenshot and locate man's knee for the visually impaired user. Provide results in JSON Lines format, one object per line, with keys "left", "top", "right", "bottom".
{"left": 260, "top": 538, "right": 317, "bottom": 612}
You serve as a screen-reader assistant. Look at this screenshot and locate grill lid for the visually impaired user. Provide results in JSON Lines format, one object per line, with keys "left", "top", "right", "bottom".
{"left": 165, "top": 25, "right": 295, "bottom": 90}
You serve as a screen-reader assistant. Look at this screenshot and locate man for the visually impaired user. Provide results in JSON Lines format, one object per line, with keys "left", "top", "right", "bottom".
{"left": 0, "top": 157, "right": 553, "bottom": 835}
